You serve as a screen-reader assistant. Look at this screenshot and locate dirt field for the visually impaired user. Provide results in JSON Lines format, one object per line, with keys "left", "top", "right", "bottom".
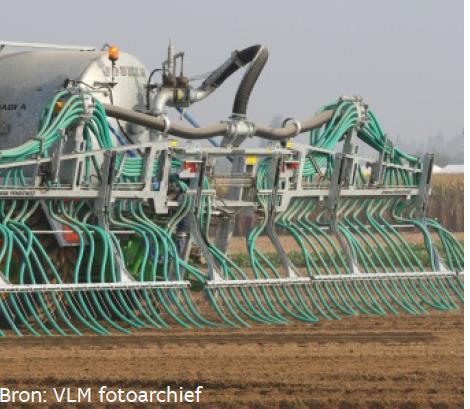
{"left": 227, "top": 232, "right": 465, "bottom": 255}
{"left": 0, "top": 309, "right": 463, "bottom": 409}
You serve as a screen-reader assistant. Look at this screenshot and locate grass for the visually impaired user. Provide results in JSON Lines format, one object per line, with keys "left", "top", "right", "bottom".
{"left": 195, "top": 239, "right": 464, "bottom": 270}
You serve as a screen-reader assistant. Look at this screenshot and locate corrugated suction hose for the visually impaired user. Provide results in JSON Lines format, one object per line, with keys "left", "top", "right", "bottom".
{"left": 231, "top": 45, "right": 269, "bottom": 117}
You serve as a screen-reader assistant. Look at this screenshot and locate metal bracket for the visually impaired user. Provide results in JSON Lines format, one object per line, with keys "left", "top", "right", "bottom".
{"left": 220, "top": 117, "right": 255, "bottom": 147}
{"left": 265, "top": 154, "right": 299, "bottom": 278}
{"left": 152, "top": 149, "right": 172, "bottom": 213}
{"left": 327, "top": 153, "right": 360, "bottom": 274}
{"left": 415, "top": 153, "right": 447, "bottom": 271}
{"left": 417, "top": 153, "right": 434, "bottom": 217}
{"left": 50, "top": 129, "right": 67, "bottom": 184}
{"left": 186, "top": 156, "right": 224, "bottom": 281}
{"left": 95, "top": 150, "right": 116, "bottom": 215}
{"left": 370, "top": 134, "right": 388, "bottom": 186}
{"left": 341, "top": 129, "right": 359, "bottom": 187}
{"left": 213, "top": 155, "right": 246, "bottom": 254}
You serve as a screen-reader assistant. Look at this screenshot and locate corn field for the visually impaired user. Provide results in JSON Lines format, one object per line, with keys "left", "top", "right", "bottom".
{"left": 227, "top": 173, "right": 464, "bottom": 235}
{"left": 428, "top": 173, "right": 464, "bottom": 232}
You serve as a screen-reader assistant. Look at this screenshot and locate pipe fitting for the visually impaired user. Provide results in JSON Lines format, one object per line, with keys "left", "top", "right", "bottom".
{"left": 150, "top": 44, "right": 269, "bottom": 121}
{"left": 354, "top": 100, "right": 368, "bottom": 129}
{"left": 157, "top": 114, "right": 171, "bottom": 134}
{"left": 282, "top": 118, "right": 301, "bottom": 138}
{"left": 220, "top": 117, "right": 255, "bottom": 147}
{"left": 103, "top": 103, "right": 334, "bottom": 141}
{"left": 79, "top": 92, "right": 95, "bottom": 121}
{"left": 151, "top": 87, "right": 174, "bottom": 115}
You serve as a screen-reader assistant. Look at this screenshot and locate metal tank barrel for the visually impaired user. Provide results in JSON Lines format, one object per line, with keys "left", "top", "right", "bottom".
{"left": 0, "top": 49, "right": 149, "bottom": 148}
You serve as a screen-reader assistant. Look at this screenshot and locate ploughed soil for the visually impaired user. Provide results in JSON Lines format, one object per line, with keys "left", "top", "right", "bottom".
{"left": 227, "top": 232, "right": 464, "bottom": 255}
{"left": 0, "top": 309, "right": 463, "bottom": 408}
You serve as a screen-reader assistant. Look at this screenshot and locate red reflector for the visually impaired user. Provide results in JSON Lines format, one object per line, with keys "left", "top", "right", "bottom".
{"left": 63, "top": 225, "right": 79, "bottom": 244}
{"left": 289, "top": 161, "right": 299, "bottom": 169}
{"left": 183, "top": 161, "right": 197, "bottom": 173}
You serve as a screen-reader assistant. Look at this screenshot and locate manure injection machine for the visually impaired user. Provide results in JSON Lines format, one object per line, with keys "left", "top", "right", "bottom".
{"left": 0, "top": 40, "right": 463, "bottom": 336}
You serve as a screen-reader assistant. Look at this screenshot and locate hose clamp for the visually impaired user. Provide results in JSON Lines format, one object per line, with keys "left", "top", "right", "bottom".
{"left": 33, "top": 135, "right": 45, "bottom": 157}
{"left": 74, "top": 87, "right": 95, "bottom": 122}
{"left": 282, "top": 117, "right": 302, "bottom": 137}
{"left": 338, "top": 95, "right": 368, "bottom": 129}
{"left": 338, "top": 94, "right": 357, "bottom": 103}
{"left": 157, "top": 114, "right": 171, "bottom": 134}
{"left": 354, "top": 99, "right": 368, "bottom": 130}
{"left": 220, "top": 117, "right": 255, "bottom": 147}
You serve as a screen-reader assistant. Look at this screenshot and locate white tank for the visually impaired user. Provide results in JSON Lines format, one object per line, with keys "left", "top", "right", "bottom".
{"left": 0, "top": 49, "right": 150, "bottom": 149}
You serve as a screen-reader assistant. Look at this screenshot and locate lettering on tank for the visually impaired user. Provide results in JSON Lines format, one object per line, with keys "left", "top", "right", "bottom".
{"left": 0, "top": 103, "right": 26, "bottom": 111}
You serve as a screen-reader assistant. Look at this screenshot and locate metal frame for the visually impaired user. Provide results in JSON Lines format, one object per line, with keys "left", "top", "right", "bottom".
{"left": 0, "top": 128, "right": 460, "bottom": 292}
{"left": 206, "top": 271, "right": 463, "bottom": 289}
{"left": 0, "top": 281, "right": 190, "bottom": 293}
{"left": 0, "top": 41, "right": 96, "bottom": 53}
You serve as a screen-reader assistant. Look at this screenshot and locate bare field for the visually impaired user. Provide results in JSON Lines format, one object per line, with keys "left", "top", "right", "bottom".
{"left": 227, "top": 232, "right": 464, "bottom": 255}
{"left": 0, "top": 309, "right": 463, "bottom": 409}
{"left": 0, "top": 233, "right": 464, "bottom": 408}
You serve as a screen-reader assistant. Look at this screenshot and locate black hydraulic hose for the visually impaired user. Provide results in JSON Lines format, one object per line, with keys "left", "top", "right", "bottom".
{"left": 197, "top": 44, "right": 268, "bottom": 112}
{"left": 103, "top": 104, "right": 334, "bottom": 141}
{"left": 200, "top": 45, "right": 262, "bottom": 89}
{"left": 232, "top": 46, "right": 269, "bottom": 117}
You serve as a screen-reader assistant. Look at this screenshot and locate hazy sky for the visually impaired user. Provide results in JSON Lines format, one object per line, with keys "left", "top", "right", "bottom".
{"left": 2, "top": 0, "right": 463, "bottom": 145}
